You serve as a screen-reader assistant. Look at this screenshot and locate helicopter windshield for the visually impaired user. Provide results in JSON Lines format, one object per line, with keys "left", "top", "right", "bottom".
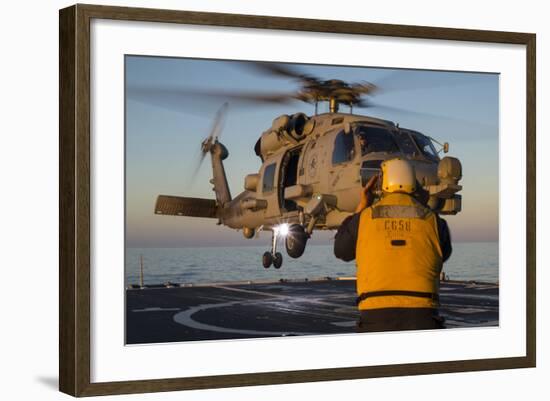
{"left": 332, "top": 131, "right": 355, "bottom": 164}
{"left": 393, "top": 130, "right": 419, "bottom": 156}
{"left": 410, "top": 131, "right": 439, "bottom": 161}
{"left": 355, "top": 126, "right": 400, "bottom": 155}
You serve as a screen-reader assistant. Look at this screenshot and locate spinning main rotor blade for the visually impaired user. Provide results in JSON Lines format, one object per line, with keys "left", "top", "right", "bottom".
{"left": 251, "top": 62, "right": 482, "bottom": 99}
{"left": 361, "top": 101, "right": 495, "bottom": 129}
{"left": 128, "top": 62, "right": 489, "bottom": 126}
{"left": 250, "top": 62, "right": 317, "bottom": 82}
{"left": 127, "top": 86, "right": 299, "bottom": 114}
{"left": 371, "top": 69, "right": 490, "bottom": 95}
{"left": 250, "top": 62, "right": 382, "bottom": 103}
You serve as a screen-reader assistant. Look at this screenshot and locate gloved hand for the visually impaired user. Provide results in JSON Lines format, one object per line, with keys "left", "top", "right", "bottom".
{"left": 355, "top": 175, "right": 378, "bottom": 213}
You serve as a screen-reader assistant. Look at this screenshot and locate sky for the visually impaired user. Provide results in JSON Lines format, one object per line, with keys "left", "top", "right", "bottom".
{"left": 125, "top": 56, "right": 499, "bottom": 248}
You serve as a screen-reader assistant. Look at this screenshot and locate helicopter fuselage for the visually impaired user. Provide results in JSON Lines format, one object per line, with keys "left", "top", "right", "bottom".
{"left": 218, "top": 111, "right": 462, "bottom": 237}
{"left": 155, "top": 110, "right": 463, "bottom": 267}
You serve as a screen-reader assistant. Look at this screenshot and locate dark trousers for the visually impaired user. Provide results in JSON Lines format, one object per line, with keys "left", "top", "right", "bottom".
{"left": 357, "top": 308, "right": 445, "bottom": 333}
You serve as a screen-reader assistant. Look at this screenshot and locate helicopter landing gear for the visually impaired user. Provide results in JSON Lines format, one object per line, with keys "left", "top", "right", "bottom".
{"left": 262, "top": 229, "right": 284, "bottom": 268}
{"left": 262, "top": 252, "right": 272, "bottom": 268}
{"left": 273, "top": 252, "right": 283, "bottom": 269}
{"left": 285, "top": 224, "right": 308, "bottom": 259}
{"left": 262, "top": 251, "right": 283, "bottom": 269}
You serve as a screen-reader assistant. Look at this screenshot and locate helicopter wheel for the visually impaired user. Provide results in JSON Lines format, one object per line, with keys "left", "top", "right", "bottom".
{"left": 285, "top": 224, "right": 308, "bottom": 258}
{"left": 273, "top": 252, "right": 283, "bottom": 269}
{"left": 262, "top": 252, "right": 273, "bottom": 269}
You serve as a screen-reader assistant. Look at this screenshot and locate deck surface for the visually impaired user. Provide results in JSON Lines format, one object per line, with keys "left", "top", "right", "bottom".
{"left": 126, "top": 279, "right": 499, "bottom": 344}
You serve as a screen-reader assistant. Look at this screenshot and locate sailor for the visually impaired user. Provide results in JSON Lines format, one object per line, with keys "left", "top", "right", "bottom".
{"left": 359, "top": 135, "right": 369, "bottom": 154}
{"left": 334, "top": 158, "right": 452, "bottom": 332}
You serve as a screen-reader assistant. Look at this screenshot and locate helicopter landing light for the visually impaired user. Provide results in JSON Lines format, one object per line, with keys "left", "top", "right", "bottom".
{"left": 276, "top": 223, "right": 290, "bottom": 237}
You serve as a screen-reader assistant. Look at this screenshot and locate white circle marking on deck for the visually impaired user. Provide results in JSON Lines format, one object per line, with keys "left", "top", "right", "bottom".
{"left": 173, "top": 300, "right": 318, "bottom": 336}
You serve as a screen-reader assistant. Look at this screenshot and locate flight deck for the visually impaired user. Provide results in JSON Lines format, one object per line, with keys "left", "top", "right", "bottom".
{"left": 126, "top": 278, "right": 498, "bottom": 344}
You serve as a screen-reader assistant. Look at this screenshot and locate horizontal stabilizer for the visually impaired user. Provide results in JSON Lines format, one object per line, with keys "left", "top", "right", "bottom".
{"left": 155, "top": 195, "right": 218, "bottom": 218}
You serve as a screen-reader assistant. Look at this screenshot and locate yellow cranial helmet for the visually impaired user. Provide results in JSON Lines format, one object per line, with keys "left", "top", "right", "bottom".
{"left": 381, "top": 158, "right": 416, "bottom": 194}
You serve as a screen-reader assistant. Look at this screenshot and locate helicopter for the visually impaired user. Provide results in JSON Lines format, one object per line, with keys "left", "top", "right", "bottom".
{"left": 151, "top": 63, "right": 463, "bottom": 269}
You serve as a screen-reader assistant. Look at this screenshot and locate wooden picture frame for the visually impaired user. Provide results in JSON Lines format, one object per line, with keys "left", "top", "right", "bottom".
{"left": 59, "top": 3, "right": 536, "bottom": 397}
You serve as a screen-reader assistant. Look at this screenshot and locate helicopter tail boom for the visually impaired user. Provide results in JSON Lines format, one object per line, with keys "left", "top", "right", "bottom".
{"left": 209, "top": 142, "right": 232, "bottom": 207}
{"left": 155, "top": 195, "right": 218, "bottom": 219}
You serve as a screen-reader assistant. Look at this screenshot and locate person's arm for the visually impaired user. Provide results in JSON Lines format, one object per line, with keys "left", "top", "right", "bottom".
{"left": 436, "top": 215, "right": 452, "bottom": 262}
{"left": 333, "top": 175, "right": 378, "bottom": 262}
{"left": 334, "top": 213, "right": 361, "bottom": 262}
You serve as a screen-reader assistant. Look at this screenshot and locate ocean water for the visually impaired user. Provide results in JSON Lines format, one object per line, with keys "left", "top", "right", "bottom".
{"left": 125, "top": 242, "right": 498, "bottom": 286}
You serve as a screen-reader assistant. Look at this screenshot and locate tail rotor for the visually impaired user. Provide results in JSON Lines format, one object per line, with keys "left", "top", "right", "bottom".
{"left": 191, "top": 102, "right": 228, "bottom": 185}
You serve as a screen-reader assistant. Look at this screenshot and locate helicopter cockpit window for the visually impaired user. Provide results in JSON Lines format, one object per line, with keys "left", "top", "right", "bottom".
{"left": 355, "top": 126, "right": 399, "bottom": 155}
{"left": 332, "top": 131, "right": 355, "bottom": 165}
{"left": 262, "top": 163, "right": 276, "bottom": 193}
{"left": 410, "top": 131, "right": 439, "bottom": 161}
{"left": 394, "top": 129, "right": 420, "bottom": 156}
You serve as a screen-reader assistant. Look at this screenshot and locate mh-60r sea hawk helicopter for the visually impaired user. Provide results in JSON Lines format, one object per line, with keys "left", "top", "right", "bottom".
{"left": 153, "top": 63, "right": 463, "bottom": 269}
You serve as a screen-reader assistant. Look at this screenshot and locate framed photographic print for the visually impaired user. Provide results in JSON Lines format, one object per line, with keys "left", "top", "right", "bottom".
{"left": 59, "top": 4, "right": 536, "bottom": 397}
